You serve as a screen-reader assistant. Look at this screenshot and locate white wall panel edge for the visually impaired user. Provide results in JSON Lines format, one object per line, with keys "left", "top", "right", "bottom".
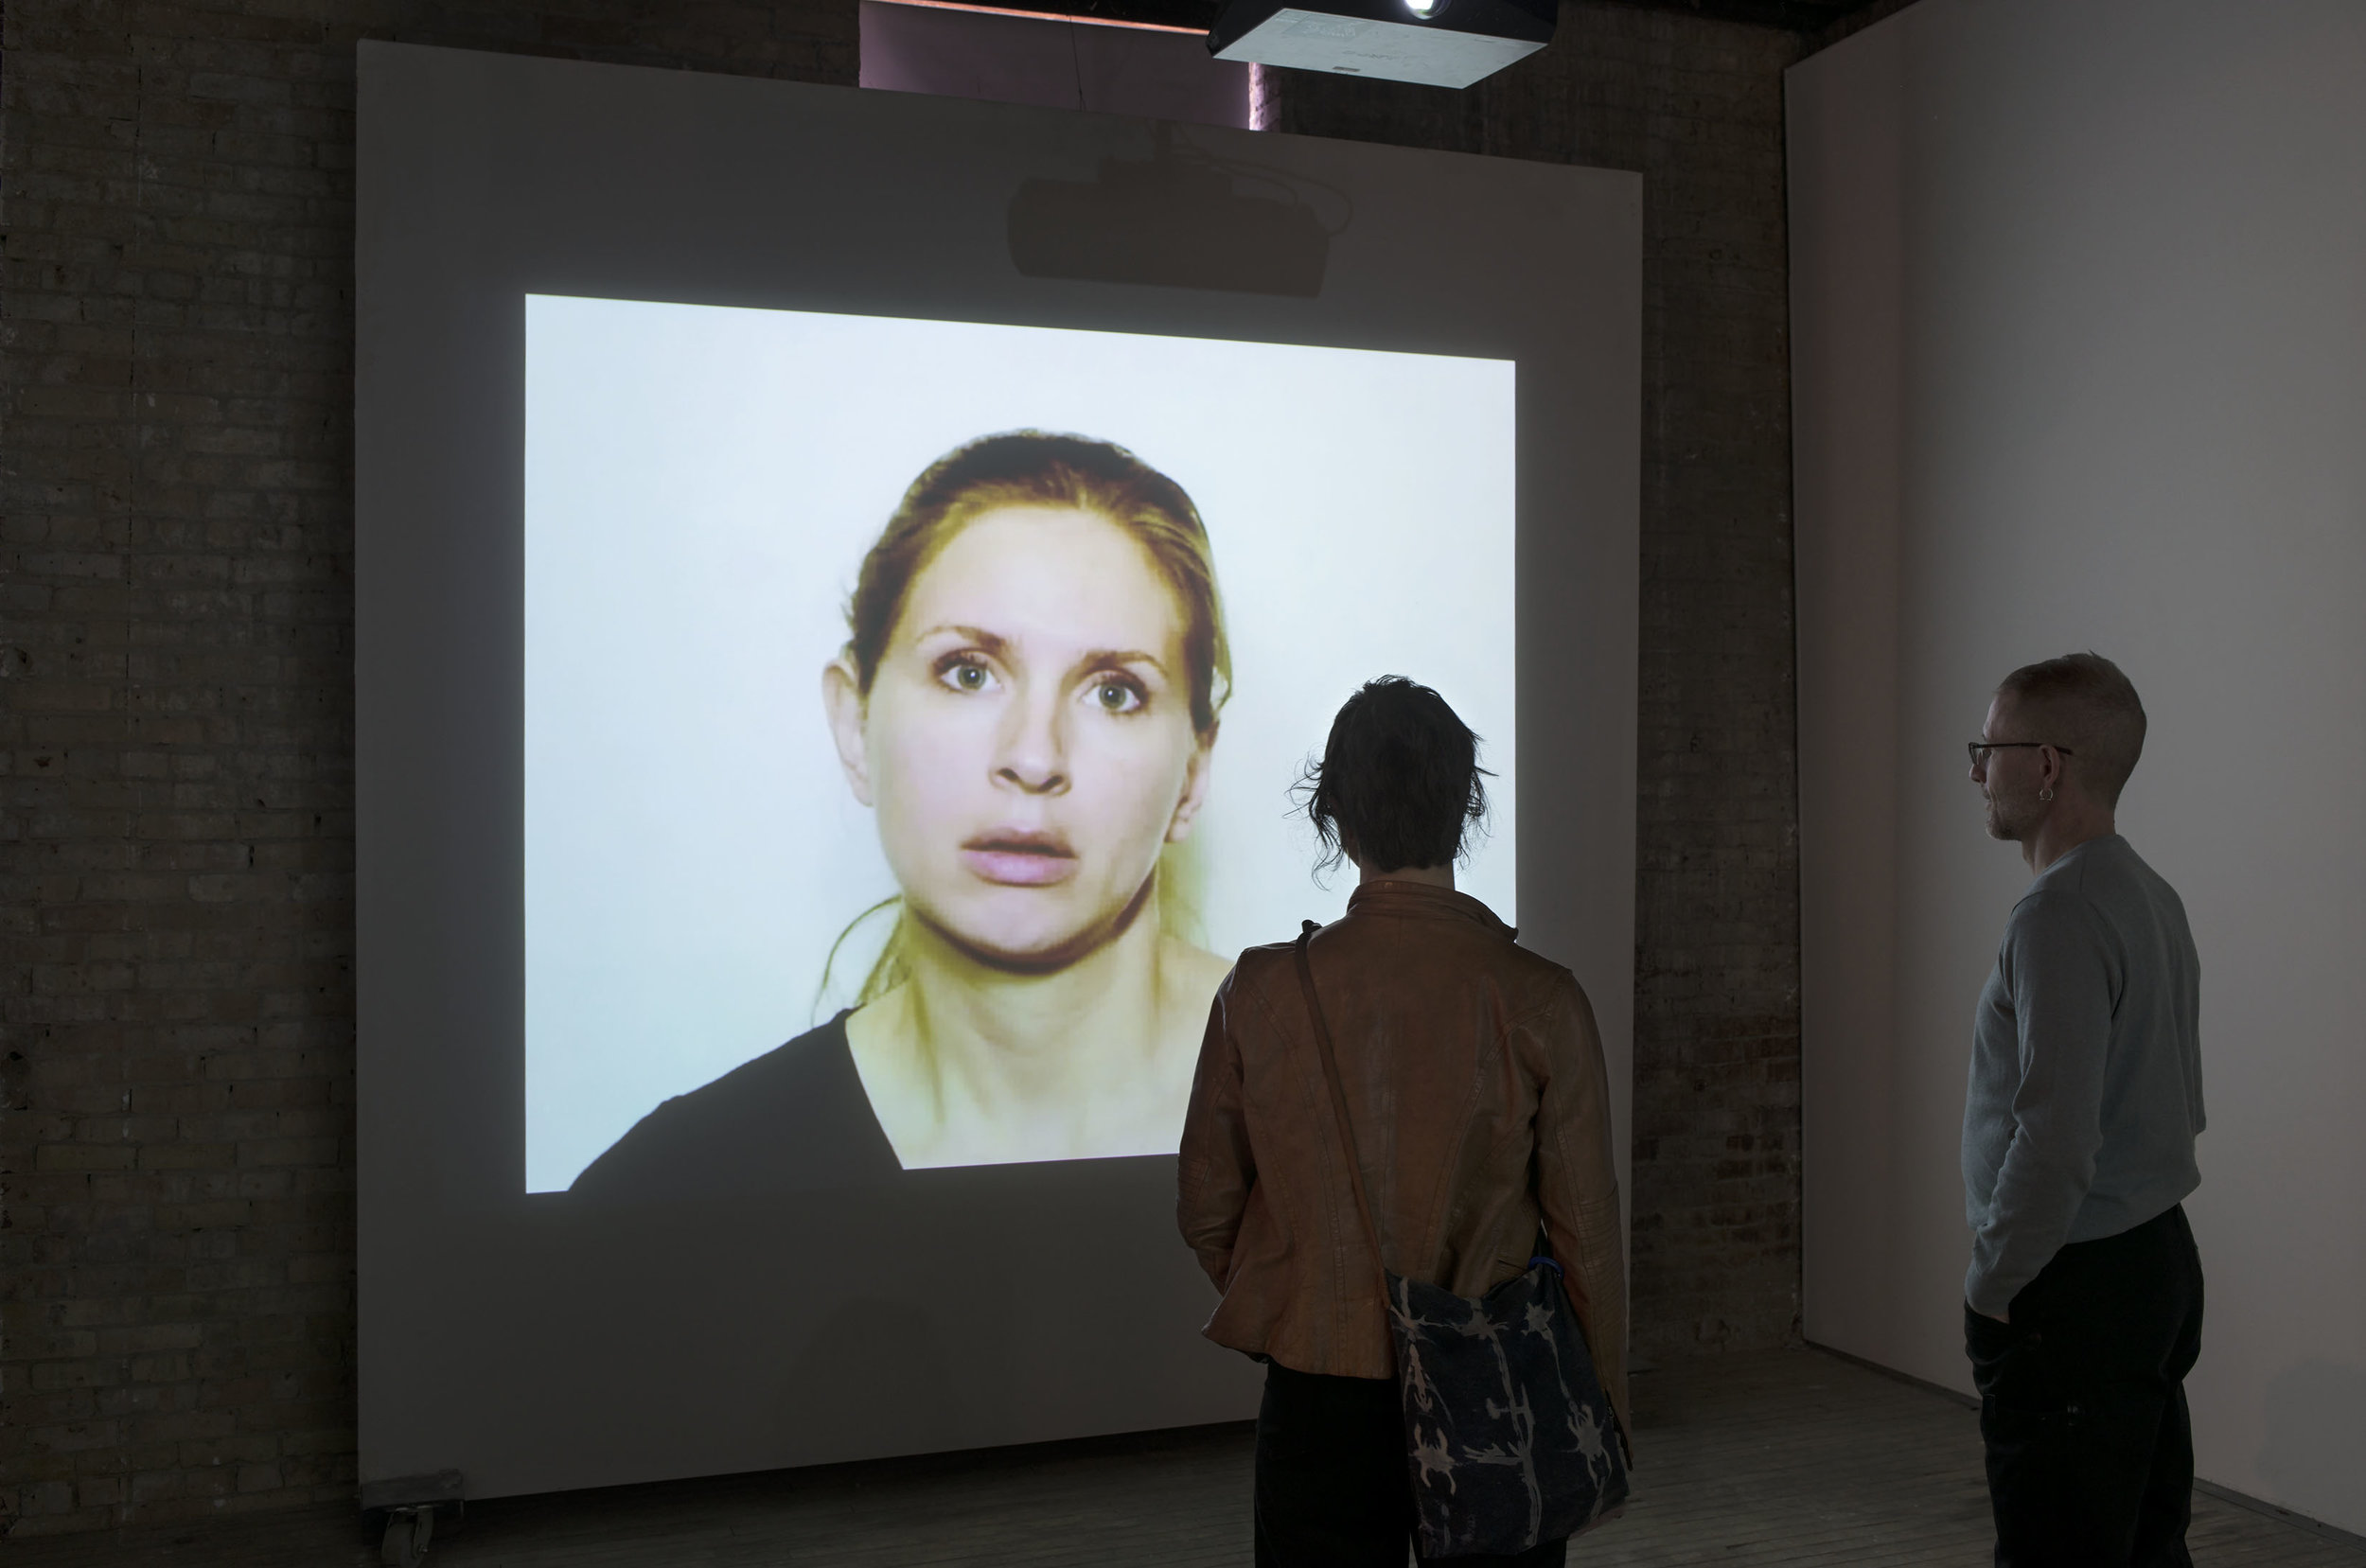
{"left": 1787, "top": 12, "right": 1946, "bottom": 1387}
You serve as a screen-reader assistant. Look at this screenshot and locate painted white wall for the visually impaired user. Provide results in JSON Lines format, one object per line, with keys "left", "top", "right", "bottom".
{"left": 1791, "top": 0, "right": 2366, "bottom": 1535}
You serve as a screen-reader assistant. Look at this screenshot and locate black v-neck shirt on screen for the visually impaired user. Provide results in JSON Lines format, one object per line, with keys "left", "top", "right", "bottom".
{"left": 567, "top": 1012, "right": 906, "bottom": 1199}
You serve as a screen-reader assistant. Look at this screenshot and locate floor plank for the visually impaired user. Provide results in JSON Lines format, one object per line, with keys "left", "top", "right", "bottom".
{"left": 9, "top": 1348, "right": 2357, "bottom": 1565}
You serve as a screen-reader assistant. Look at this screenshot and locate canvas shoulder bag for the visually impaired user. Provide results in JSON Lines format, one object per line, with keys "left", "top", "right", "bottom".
{"left": 1292, "top": 921, "right": 1630, "bottom": 1558}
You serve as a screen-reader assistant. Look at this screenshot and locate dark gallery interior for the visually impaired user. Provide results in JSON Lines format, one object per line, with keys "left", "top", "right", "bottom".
{"left": 4, "top": 0, "right": 2363, "bottom": 1563}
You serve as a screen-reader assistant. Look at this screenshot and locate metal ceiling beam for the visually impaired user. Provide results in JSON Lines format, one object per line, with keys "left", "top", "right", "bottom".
{"left": 910, "top": 0, "right": 1894, "bottom": 35}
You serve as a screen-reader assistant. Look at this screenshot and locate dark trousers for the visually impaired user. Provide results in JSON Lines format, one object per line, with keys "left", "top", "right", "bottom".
{"left": 1253, "top": 1361, "right": 1567, "bottom": 1568}
{"left": 1964, "top": 1203, "right": 2204, "bottom": 1568}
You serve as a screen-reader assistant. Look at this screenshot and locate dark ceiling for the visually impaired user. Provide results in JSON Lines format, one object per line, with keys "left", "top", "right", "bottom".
{"left": 1592, "top": 0, "right": 1892, "bottom": 28}
{"left": 975, "top": 0, "right": 1896, "bottom": 38}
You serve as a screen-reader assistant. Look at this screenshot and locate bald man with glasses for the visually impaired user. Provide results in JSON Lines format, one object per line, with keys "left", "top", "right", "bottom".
{"left": 1962, "top": 652, "right": 2205, "bottom": 1568}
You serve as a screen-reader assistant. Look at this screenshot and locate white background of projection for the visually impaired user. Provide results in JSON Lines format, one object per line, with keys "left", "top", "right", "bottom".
{"left": 523, "top": 296, "right": 1518, "bottom": 1192}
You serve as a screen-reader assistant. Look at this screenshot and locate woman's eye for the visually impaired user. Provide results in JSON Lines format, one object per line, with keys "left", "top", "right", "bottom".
{"left": 1089, "top": 678, "right": 1145, "bottom": 714}
{"left": 937, "top": 659, "right": 996, "bottom": 694}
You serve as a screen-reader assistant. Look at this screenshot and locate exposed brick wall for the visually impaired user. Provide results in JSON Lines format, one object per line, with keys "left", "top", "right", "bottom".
{"left": 1, "top": 0, "right": 1802, "bottom": 1538}
{"left": 1266, "top": 3, "right": 1807, "bottom": 1362}
{"left": 0, "top": 1, "right": 857, "bottom": 1537}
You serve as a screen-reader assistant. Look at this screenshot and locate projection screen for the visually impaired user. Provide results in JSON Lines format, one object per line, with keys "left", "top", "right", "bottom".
{"left": 357, "top": 40, "right": 1639, "bottom": 1499}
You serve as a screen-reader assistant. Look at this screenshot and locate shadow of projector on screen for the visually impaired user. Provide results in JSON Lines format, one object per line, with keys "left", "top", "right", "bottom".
{"left": 1006, "top": 129, "right": 1330, "bottom": 296}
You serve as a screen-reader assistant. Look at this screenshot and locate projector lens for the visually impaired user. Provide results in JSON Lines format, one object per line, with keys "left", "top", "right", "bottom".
{"left": 1404, "top": 0, "right": 1443, "bottom": 13}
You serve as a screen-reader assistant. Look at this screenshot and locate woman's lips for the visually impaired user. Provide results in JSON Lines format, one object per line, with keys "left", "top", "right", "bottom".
{"left": 960, "top": 834, "right": 1078, "bottom": 887}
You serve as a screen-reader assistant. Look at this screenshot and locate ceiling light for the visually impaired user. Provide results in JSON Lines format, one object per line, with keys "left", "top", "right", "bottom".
{"left": 1208, "top": 0, "right": 1551, "bottom": 90}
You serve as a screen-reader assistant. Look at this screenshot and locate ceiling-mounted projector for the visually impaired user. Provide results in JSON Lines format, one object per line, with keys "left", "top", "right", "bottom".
{"left": 1207, "top": 0, "right": 1554, "bottom": 90}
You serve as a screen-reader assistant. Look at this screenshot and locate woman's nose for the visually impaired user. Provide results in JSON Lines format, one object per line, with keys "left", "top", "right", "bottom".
{"left": 994, "top": 692, "right": 1068, "bottom": 795}
{"left": 998, "top": 759, "right": 1068, "bottom": 794}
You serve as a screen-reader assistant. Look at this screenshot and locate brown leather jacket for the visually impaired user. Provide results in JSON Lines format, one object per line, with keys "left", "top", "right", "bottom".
{"left": 1176, "top": 879, "right": 1630, "bottom": 1439}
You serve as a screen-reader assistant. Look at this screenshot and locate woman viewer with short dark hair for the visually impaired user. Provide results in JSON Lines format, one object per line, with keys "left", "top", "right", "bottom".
{"left": 1178, "top": 677, "right": 1631, "bottom": 1568}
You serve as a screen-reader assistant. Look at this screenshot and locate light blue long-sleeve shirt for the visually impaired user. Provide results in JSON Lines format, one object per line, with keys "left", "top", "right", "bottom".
{"left": 1963, "top": 834, "right": 2204, "bottom": 1316}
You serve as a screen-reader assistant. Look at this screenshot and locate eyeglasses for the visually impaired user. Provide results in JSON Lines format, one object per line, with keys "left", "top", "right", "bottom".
{"left": 1966, "top": 741, "right": 2075, "bottom": 766}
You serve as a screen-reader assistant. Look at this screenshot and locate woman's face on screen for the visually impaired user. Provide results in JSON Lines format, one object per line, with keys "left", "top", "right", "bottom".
{"left": 828, "top": 504, "right": 1214, "bottom": 969}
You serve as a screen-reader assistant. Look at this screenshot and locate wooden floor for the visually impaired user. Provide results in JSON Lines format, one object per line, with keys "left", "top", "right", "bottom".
{"left": 11, "top": 1348, "right": 2360, "bottom": 1566}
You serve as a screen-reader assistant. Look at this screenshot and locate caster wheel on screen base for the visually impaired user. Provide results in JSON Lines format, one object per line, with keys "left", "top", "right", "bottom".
{"left": 380, "top": 1506, "right": 434, "bottom": 1566}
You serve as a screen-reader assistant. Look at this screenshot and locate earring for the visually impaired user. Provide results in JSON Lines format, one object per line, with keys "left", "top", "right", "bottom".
{"left": 2039, "top": 788, "right": 2055, "bottom": 802}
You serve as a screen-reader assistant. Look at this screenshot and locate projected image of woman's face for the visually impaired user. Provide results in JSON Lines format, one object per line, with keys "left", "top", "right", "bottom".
{"left": 836, "top": 504, "right": 1210, "bottom": 968}
{"left": 802, "top": 451, "right": 1237, "bottom": 1173}
{"left": 522, "top": 299, "right": 1520, "bottom": 1193}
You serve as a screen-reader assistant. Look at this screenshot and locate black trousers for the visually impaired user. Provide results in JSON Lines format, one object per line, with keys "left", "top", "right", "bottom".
{"left": 1964, "top": 1203, "right": 2204, "bottom": 1568}
{"left": 1253, "top": 1362, "right": 1568, "bottom": 1568}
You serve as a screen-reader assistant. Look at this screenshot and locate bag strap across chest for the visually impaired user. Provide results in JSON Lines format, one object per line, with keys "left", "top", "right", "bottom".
{"left": 1293, "top": 921, "right": 1390, "bottom": 1279}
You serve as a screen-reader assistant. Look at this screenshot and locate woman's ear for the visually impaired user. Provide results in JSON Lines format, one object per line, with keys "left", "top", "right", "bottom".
{"left": 822, "top": 656, "right": 874, "bottom": 806}
{"left": 1164, "top": 726, "right": 1218, "bottom": 843}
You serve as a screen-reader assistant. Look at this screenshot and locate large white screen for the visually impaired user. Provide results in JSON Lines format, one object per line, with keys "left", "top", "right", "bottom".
{"left": 357, "top": 41, "right": 1638, "bottom": 1500}
{"left": 524, "top": 297, "right": 1516, "bottom": 1190}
